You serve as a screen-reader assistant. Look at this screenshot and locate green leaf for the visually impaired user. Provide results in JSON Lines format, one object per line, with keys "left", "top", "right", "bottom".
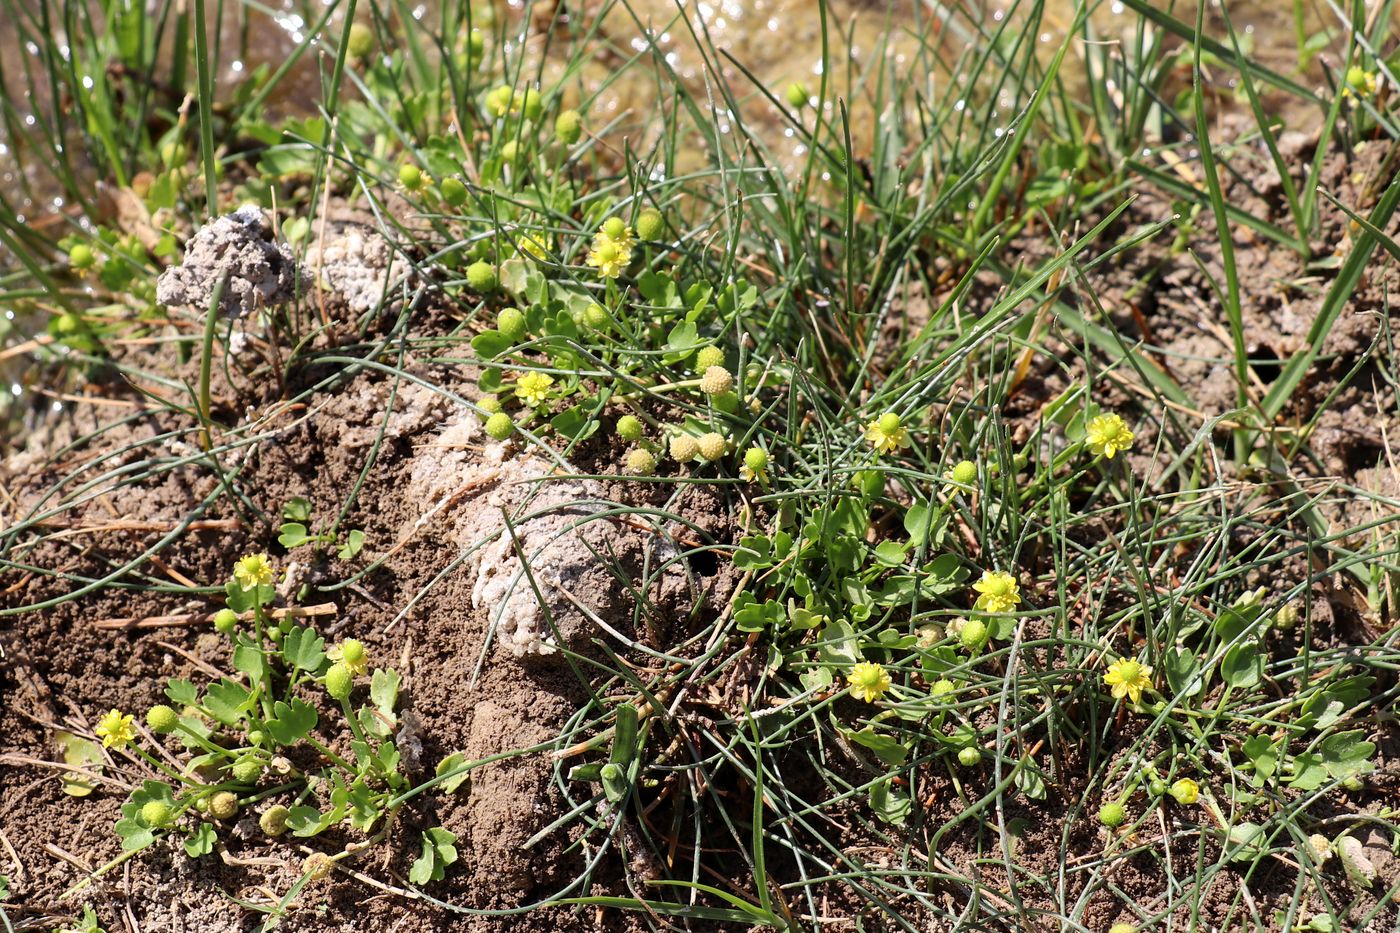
{"left": 1297, "top": 676, "right": 1375, "bottom": 732}
{"left": 904, "top": 501, "right": 934, "bottom": 546}
{"left": 204, "top": 679, "right": 253, "bottom": 726}
{"left": 408, "top": 827, "right": 459, "bottom": 885}
{"left": 436, "top": 753, "right": 470, "bottom": 794}
{"left": 868, "top": 778, "right": 911, "bottom": 826}
{"left": 873, "top": 540, "right": 908, "bottom": 568}
{"left": 1221, "top": 642, "right": 1263, "bottom": 689}
{"left": 551, "top": 406, "right": 598, "bottom": 441}
{"left": 286, "top": 805, "right": 336, "bottom": 838}
{"left": 1015, "top": 757, "right": 1049, "bottom": 800}
{"left": 470, "top": 329, "right": 514, "bottom": 358}
{"left": 1319, "top": 731, "right": 1375, "bottom": 780}
{"left": 232, "top": 643, "right": 269, "bottom": 685}
{"left": 1287, "top": 752, "right": 1327, "bottom": 791}
{"left": 281, "top": 626, "right": 326, "bottom": 672}
{"left": 337, "top": 529, "right": 366, "bottom": 560}
{"left": 265, "top": 699, "right": 318, "bottom": 746}
{"left": 183, "top": 823, "right": 217, "bottom": 858}
{"left": 1163, "top": 647, "right": 1203, "bottom": 698}
{"left": 165, "top": 679, "right": 199, "bottom": 707}
{"left": 1242, "top": 735, "right": 1279, "bottom": 785}
{"left": 277, "top": 522, "right": 311, "bottom": 549}
{"left": 843, "top": 727, "right": 909, "bottom": 767}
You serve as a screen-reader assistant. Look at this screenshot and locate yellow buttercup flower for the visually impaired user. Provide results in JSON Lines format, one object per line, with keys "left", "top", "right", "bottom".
{"left": 518, "top": 233, "right": 550, "bottom": 261}
{"left": 515, "top": 371, "right": 554, "bottom": 407}
{"left": 586, "top": 240, "right": 630, "bottom": 279}
{"left": 328, "top": 639, "right": 369, "bottom": 676}
{"left": 1169, "top": 778, "right": 1199, "bottom": 805}
{"left": 95, "top": 709, "right": 137, "bottom": 749}
{"left": 1103, "top": 657, "right": 1153, "bottom": 704}
{"left": 1085, "top": 413, "right": 1134, "bottom": 460}
{"left": 847, "top": 661, "right": 892, "bottom": 703}
{"left": 593, "top": 218, "right": 635, "bottom": 254}
{"left": 864, "top": 412, "right": 909, "bottom": 454}
{"left": 233, "top": 553, "right": 276, "bottom": 591}
{"left": 972, "top": 570, "right": 1020, "bottom": 614}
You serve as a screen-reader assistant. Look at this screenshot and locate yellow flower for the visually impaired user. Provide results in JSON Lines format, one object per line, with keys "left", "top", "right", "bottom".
{"left": 586, "top": 240, "right": 631, "bottom": 279}
{"left": 972, "top": 569, "right": 1020, "bottom": 613}
{"left": 593, "top": 219, "right": 635, "bottom": 254}
{"left": 864, "top": 412, "right": 909, "bottom": 454}
{"left": 1085, "top": 413, "right": 1134, "bottom": 460}
{"left": 1169, "top": 778, "right": 1199, "bottom": 805}
{"left": 1103, "top": 657, "right": 1153, "bottom": 704}
{"left": 327, "top": 639, "right": 369, "bottom": 676}
{"left": 515, "top": 371, "right": 554, "bottom": 407}
{"left": 1344, "top": 65, "right": 1378, "bottom": 98}
{"left": 95, "top": 709, "right": 137, "bottom": 749}
{"left": 847, "top": 661, "right": 892, "bottom": 703}
{"left": 518, "top": 233, "right": 550, "bottom": 260}
{"left": 233, "top": 553, "right": 276, "bottom": 591}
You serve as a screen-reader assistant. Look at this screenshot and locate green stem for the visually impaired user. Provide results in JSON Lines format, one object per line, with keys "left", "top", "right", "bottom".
{"left": 196, "top": 274, "right": 227, "bottom": 451}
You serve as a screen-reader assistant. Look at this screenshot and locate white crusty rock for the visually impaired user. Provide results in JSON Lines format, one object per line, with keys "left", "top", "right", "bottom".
{"left": 156, "top": 207, "right": 305, "bottom": 317}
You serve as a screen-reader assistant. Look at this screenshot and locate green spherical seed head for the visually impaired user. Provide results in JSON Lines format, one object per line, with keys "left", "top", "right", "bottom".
{"left": 744, "top": 447, "right": 769, "bottom": 474}
{"left": 246, "top": 730, "right": 267, "bottom": 748}
{"left": 147, "top": 705, "right": 179, "bottom": 734}
{"left": 950, "top": 460, "right": 977, "bottom": 485}
{"left": 209, "top": 791, "right": 239, "bottom": 821}
{"left": 957, "top": 746, "right": 981, "bottom": 767}
{"left": 440, "top": 176, "right": 468, "bottom": 207}
{"left": 1098, "top": 802, "right": 1126, "bottom": 827}
{"left": 602, "top": 217, "right": 627, "bottom": 241}
{"left": 519, "top": 87, "right": 543, "bottom": 121}
{"left": 694, "top": 346, "right": 725, "bottom": 373}
{"left": 230, "top": 757, "right": 263, "bottom": 784}
{"left": 467, "top": 29, "right": 485, "bottom": 57}
{"left": 670, "top": 434, "right": 699, "bottom": 462}
{"left": 260, "top": 804, "right": 290, "bottom": 836}
{"left": 497, "top": 307, "right": 527, "bottom": 341}
{"left": 213, "top": 608, "right": 239, "bottom": 634}
{"left": 877, "top": 412, "right": 902, "bottom": 435}
{"left": 616, "top": 415, "right": 643, "bottom": 442}
{"left": 325, "top": 662, "right": 353, "bottom": 701}
{"left": 1342, "top": 775, "right": 1364, "bottom": 792}
{"left": 635, "top": 208, "right": 663, "bottom": 241}
{"left": 785, "top": 81, "right": 809, "bottom": 108}
{"left": 485, "top": 85, "right": 513, "bottom": 116}
{"left": 140, "top": 800, "right": 173, "bottom": 827}
{"left": 67, "top": 243, "right": 95, "bottom": 270}
{"left": 583, "top": 303, "right": 610, "bottom": 330}
{"left": 466, "top": 260, "right": 498, "bottom": 293}
{"left": 697, "top": 432, "right": 727, "bottom": 462}
{"left": 485, "top": 412, "right": 515, "bottom": 441}
{"left": 959, "top": 618, "right": 989, "bottom": 651}
{"left": 500, "top": 139, "right": 520, "bottom": 162}
{"left": 699, "top": 366, "right": 734, "bottom": 396}
{"left": 340, "top": 639, "right": 366, "bottom": 665}
{"left": 54, "top": 312, "right": 81, "bottom": 335}
{"left": 477, "top": 394, "right": 502, "bottom": 416}
{"left": 398, "top": 163, "right": 424, "bottom": 191}
{"left": 554, "top": 109, "right": 582, "bottom": 144}
{"left": 1148, "top": 779, "right": 1167, "bottom": 797}
{"left": 625, "top": 448, "right": 656, "bottom": 474}
{"left": 713, "top": 391, "right": 740, "bottom": 413}
{"left": 346, "top": 21, "right": 374, "bottom": 59}
{"left": 931, "top": 678, "right": 955, "bottom": 697}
